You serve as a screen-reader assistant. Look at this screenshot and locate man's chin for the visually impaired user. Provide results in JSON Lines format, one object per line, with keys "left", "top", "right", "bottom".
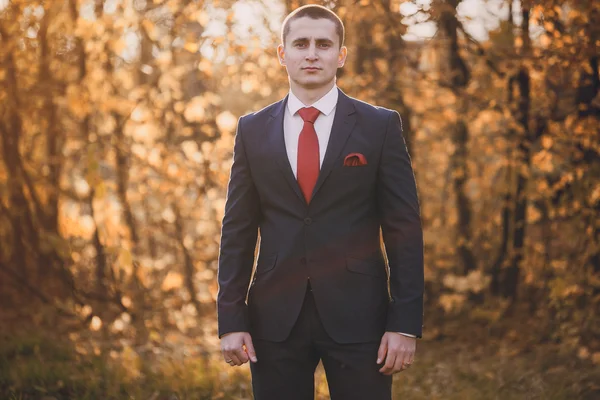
{"left": 294, "top": 78, "right": 334, "bottom": 90}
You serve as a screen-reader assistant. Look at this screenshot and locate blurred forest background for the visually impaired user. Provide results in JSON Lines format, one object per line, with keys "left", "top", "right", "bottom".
{"left": 0, "top": 0, "right": 599, "bottom": 398}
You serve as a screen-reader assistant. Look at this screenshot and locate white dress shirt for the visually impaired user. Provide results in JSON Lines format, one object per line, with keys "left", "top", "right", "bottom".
{"left": 284, "top": 85, "right": 338, "bottom": 178}
{"left": 283, "top": 85, "right": 416, "bottom": 340}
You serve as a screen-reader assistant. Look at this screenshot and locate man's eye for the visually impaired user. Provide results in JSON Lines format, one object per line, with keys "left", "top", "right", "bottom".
{"left": 319, "top": 44, "right": 331, "bottom": 48}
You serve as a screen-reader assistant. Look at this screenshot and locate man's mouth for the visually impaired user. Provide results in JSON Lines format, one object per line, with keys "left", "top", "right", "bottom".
{"left": 302, "top": 67, "right": 321, "bottom": 71}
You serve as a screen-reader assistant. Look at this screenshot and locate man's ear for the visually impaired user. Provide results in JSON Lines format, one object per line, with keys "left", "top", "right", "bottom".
{"left": 277, "top": 44, "right": 286, "bottom": 66}
{"left": 338, "top": 46, "right": 348, "bottom": 68}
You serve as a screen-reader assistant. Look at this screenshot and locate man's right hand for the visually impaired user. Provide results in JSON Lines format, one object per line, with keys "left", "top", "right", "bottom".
{"left": 220, "top": 332, "right": 258, "bottom": 366}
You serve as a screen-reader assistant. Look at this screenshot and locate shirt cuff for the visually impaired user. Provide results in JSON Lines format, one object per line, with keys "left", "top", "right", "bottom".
{"left": 396, "top": 332, "right": 416, "bottom": 338}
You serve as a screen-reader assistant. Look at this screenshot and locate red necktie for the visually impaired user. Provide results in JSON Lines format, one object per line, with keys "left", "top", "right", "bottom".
{"left": 297, "top": 107, "right": 321, "bottom": 204}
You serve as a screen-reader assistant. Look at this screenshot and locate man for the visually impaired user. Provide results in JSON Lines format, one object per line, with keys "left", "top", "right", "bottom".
{"left": 217, "top": 4, "right": 424, "bottom": 400}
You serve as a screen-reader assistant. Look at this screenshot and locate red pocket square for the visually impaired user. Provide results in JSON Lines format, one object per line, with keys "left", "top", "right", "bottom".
{"left": 343, "top": 153, "right": 367, "bottom": 167}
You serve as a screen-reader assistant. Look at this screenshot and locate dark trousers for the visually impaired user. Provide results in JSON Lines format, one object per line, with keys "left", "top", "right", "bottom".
{"left": 249, "top": 281, "right": 392, "bottom": 400}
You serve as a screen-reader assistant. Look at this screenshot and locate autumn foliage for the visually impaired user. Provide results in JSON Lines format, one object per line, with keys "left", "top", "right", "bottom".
{"left": 0, "top": 0, "right": 599, "bottom": 398}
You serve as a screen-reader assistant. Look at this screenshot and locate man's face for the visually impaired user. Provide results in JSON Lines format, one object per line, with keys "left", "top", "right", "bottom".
{"left": 278, "top": 17, "right": 347, "bottom": 91}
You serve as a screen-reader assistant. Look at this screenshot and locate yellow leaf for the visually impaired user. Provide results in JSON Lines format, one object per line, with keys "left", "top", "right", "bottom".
{"left": 194, "top": 10, "right": 209, "bottom": 26}
{"left": 141, "top": 19, "right": 157, "bottom": 40}
{"left": 66, "top": 85, "right": 90, "bottom": 119}
{"left": 131, "top": 104, "right": 152, "bottom": 123}
{"left": 527, "top": 206, "right": 542, "bottom": 223}
{"left": 514, "top": 36, "right": 523, "bottom": 48}
{"left": 183, "top": 97, "right": 205, "bottom": 122}
{"left": 118, "top": 247, "right": 133, "bottom": 271}
{"left": 161, "top": 271, "right": 183, "bottom": 291}
{"left": 532, "top": 150, "right": 554, "bottom": 173}
{"left": 95, "top": 181, "right": 106, "bottom": 198}
{"left": 578, "top": 347, "right": 590, "bottom": 359}
{"left": 590, "top": 185, "right": 600, "bottom": 205}
{"left": 439, "top": 293, "right": 466, "bottom": 313}
{"left": 112, "top": 37, "right": 127, "bottom": 54}
{"left": 122, "top": 297, "right": 132, "bottom": 308}
{"left": 540, "top": 34, "right": 552, "bottom": 48}
{"left": 198, "top": 59, "right": 212, "bottom": 74}
{"left": 90, "top": 316, "right": 102, "bottom": 331}
{"left": 541, "top": 136, "right": 553, "bottom": 149}
{"left": 216, "top": 111, "right": 237, "bottom": 133}
{"left": 184, "top": 41, "right": 199, "bottom": 53}
{"left": 131, "top": 122, "right": 160, "bottom": 144}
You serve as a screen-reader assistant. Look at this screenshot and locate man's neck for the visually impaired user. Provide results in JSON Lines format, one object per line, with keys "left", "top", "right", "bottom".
{"left": 290, "top": 82, "right": 336, "bottom": 106}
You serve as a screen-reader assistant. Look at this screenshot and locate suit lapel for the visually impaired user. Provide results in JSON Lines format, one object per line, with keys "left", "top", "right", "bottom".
{"left": 310, "top": 89, "right": 357, "bottom": 200}
{"left": 266, "top": 89, "right": 358, "bottom": 207}
{"left": 266, "top": 95, "right": 306, "bottom": 205}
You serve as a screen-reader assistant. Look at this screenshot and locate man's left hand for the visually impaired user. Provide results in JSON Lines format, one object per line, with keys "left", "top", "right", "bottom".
{"left": 377, "top": 332, "right": 416, "bottom": 375}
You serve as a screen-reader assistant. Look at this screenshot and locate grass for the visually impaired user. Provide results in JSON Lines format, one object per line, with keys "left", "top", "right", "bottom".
{"left": 310, "top": 334, "right": 600, "bottom": 400}
{"left": 389, "top": 338, "right": 599, "bottom": 400}
{"left": 1, "top": 322, "right": 598, "bottom": 400}
{"left": 0, "top": 331, "right": 251, "bottom": 399}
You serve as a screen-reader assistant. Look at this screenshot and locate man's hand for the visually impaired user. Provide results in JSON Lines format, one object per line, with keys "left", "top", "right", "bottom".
{"left": 220, "top": 332, "right": 258, "bottom": 366}
{"left": 376, "top": 332, "right": 416, "bottom": 375}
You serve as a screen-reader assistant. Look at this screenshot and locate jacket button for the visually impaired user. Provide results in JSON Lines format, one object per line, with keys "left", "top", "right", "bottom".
{"left": 300, "top": 257, "right": 306, "bottom": 264}
{"left": 304, "top": 217, "right": 312, "bottom": 225}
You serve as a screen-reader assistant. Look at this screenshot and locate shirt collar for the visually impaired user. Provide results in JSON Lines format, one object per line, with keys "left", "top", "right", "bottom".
{"left": 287, "top": 85, "right": 338, "bottom": 117}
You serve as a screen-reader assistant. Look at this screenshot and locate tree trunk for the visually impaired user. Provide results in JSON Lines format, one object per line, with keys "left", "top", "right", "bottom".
{"left": 0, "top": 47, "right": 32, "bottom": 281}
{"left": 38, "top": 5, "right": 62, "bottom": 235}
{"left": 439, "top": 0, "right": 476, "bottom": 274}
{"left": 451, "top": 119, "right": 477, "bottom": 273}
{"left": 173, "top": 204, "right": 202, "bottom": 316}
{"left": 501, "top": 6, "right": 533, "bottom": 300}
{"left": 491, "top": 164, "right": 513, "bottom": 295}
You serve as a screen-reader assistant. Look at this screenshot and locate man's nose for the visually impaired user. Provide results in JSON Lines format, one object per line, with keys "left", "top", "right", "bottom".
{"left": 305, "top": 44, "right": 318, "bottom": 59}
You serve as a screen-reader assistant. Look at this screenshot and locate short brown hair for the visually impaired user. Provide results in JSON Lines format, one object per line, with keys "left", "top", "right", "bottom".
{"left": 281, "top": 5, "right": 345, "bottom": 48}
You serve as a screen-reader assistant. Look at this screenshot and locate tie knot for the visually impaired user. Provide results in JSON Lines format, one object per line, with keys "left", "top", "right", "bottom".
{"left": 298, "top": 107, "right": 320, "bottom": 124}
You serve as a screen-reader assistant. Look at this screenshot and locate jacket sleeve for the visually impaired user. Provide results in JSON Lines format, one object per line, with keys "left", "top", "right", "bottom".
{"left": 217, "top": 116, "right": 260, "bottom": 338}
{"left": 377, "top": 110, "right": 424, "bottom": 338}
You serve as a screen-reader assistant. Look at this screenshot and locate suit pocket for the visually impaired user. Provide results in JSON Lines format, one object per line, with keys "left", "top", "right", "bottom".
{"left": 346, "top": 256, "right": 387, "bottom": 279}
{"left": 255, "top": 253, "right": 278, "bottom": 275}
{"left": 337, "top": 163, "right": 372, "bottom": 179}
{"left": 340, "top": 164, "right": 369, "bottom": 171}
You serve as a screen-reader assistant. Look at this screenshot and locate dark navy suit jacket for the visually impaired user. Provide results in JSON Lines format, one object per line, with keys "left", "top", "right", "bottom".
{"left": 217, "top": 88, "right": 424, "bottom": 344}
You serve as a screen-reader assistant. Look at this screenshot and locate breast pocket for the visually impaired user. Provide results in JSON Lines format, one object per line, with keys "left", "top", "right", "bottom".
{"left": 336, "top": 149, "right": 376, "bottom": 177}
{"left": 339, "top": 163, "right": 370, "bottom": 175}
{"left": 334, "top": 162, "right": 374, "bottom": 185}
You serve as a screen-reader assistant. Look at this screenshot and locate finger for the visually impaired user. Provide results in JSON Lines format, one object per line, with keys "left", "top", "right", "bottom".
{"left": 376, "top": 335, "right": 388, "bottom": 365}
{"left": 405, "top": 351, "right": 415, "bottom": 366}
{"left": 393, "top": 350, "right": 407, "bottom": 373}
{"left": 234, "top": 347, "right": 249, "bottom": 364}
{"left": 223, "top": 344, "right": 244, "bottom": 365}
{"left": 244, "top": 336, "right": 258, "bottom": 363}
{"left": 405, "top": 351, "right": 416, "bottom": 371}
{"left": 223, "top": 351, "right": 239, "bottom": 366}
{"left": 403, "top": 349, "right": 416, "bottom": 371}
{"left": 228, "top": 352, "right": 243, "bottom": 366}
{"left": 379, "top": 349, "right": 396, "bottom": 375}
{"left": 222, "top": 349, "right": 232, "bottom": 363}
